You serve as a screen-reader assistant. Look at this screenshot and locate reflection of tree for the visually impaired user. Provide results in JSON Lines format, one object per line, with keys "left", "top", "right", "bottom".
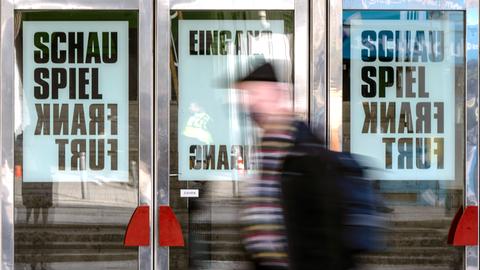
{"left": 466, "top": 59, "right": 478, "bottom": 204}
{"left": 467, "top": 59, "right": 478, "bottom": 83}
{"left": 466, "top": 59, "right": 478, "bottom": 144}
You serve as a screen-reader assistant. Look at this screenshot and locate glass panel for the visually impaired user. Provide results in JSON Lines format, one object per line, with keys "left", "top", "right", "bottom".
{"left": 342, "top": 10, "right": 465, "bottom": 268}
{"left": 13, "top": 11, "right": 140, "bottom": 270}
{"left": 169, "top": 10, "right": 294, "bottom": 270}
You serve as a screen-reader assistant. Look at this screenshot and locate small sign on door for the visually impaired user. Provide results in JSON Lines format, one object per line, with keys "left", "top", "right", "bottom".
{"left": 180, "top": 189, "right": 199, "bottom": 198}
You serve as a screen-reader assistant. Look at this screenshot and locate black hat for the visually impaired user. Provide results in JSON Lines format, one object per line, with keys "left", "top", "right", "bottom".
{"left": 238, "top": 63, "right": 278, "bottom": 82}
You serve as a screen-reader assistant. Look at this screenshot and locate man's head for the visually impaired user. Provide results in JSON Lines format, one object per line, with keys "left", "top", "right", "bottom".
{"left": 234, "top": 63, "right": 292, "bottom": 125}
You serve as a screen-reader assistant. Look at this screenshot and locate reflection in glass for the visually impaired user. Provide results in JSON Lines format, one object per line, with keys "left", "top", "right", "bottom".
{"left": 169, "top": 11, "right": 294, "bottom": 270}
{"left": 14, "top": 11, "right": 139, "bottom": 270}
{"left": 342, "top": 10, "right": 465, "bottom": 269}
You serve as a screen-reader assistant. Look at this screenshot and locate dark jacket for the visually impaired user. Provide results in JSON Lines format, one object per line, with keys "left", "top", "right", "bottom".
{"left": 281, "top": 122, "right": 349, "bottom": 270}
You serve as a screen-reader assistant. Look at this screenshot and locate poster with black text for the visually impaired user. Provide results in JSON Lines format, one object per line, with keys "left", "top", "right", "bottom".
{"left": 22, "top": 21, "right": 129, "bottom": 182}
{"left": 350, "top": 20, "right": 456, "bottom": 180}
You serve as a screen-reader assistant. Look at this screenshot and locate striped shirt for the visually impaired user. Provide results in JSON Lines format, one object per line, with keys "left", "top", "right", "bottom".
{"left": 241, "top": 117, "right": 296, "bottom": 269}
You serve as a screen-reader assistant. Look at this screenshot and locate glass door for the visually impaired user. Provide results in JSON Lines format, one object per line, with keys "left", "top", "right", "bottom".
{"left": 319, "top": 1, "right": 479, "bottom": 270}
{"left": 1, "top": 1, "right": 154, "bottom": 270}
{"left": 156, "top": 1, "right": 307, "bottom": 269}
{"left": 342, "top": 9, "right": 465, "bottom": 268}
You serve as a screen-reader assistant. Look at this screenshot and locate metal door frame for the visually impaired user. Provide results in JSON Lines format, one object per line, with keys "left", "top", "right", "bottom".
{"left": 313, "top": 0, "right": 479, "bottom": 269}
{"left": 0, "top": 1, "right": 155, "bottom": 269}
{"left": 155, "top": 1, "right": 307, "bottom": 269}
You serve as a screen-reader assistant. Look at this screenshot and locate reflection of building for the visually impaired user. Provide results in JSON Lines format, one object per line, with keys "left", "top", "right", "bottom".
{"left": 0, "top": 1, "right": 478, "bottom": 270}
{"left": 400, "top": 11, "right": 427, "bottom": 20}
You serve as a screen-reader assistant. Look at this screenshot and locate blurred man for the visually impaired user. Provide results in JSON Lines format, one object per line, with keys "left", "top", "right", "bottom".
{"left": 237, "top": 63, "right": 294, "bottom": 270}
{"left": 237, "top": 63, "right": 348, "bottom": 270}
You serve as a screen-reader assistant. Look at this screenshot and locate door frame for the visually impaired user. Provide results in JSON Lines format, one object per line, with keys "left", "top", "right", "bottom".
{"left": 155, "top": 0, "right": 307, "bottom": 269}
{"left": 0, "top": 1, "right": 155, "bottom": 269}
{"left": 316, "top": 1, "right": 479, "bottom": 269}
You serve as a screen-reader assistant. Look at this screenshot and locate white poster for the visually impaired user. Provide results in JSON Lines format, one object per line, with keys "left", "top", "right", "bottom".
{"left": 22, "top": 21, "right": 129, "bottom": 182}
{"left": 350, "top": 20, "right": 456, "bottom": 180}
{"left": 178, "top": 20, "right": 288, "bottom": 180}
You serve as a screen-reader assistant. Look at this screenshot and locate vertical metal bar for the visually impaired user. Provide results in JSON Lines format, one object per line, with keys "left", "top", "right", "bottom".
{"left": 156, "top": 0, "right": 170, "bottom": 269}
{"left": 294, "top": 0, "right": 309, "bottom": 121}
{"left": 310, "top": 0, "right": 327, "bottom": 141}
{"left": 465, "top": 1, "right": 479, "bottom": 269}
{"left": 138, "top": 0, "right": 155, "bottom": 269}
{"left": 327, "top": 0, "right": 342, "bottom": 150}
{"left": 0, "top": 1, "right": 15, "bottom": 269}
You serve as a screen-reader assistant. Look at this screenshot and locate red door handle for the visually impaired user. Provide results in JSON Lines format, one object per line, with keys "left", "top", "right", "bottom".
{"left": 449, "top": 205, "right": 478, "bottom": 246}
{"left": 123, "top": 205, "right": 185, "bottom": 247}
{"left": 159, "top": 206, "right": 185, "bottom": 246}
{"left": 124, "top": 205, "right": 150, "bottom": 246}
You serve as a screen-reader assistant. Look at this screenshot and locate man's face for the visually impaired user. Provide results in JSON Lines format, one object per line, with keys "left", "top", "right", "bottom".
{"left": 236, "top": 81, "right": 285, "bottom": 124}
